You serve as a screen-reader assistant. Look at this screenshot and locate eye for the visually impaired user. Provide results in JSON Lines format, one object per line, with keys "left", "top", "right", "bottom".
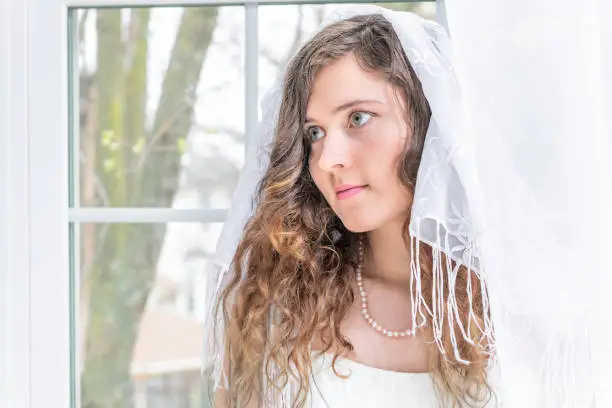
{"left": 307, "top": 126, "right": 326, "bottom": 142}
{"left": 349, "top": 111, "right": 373, "bottom": 128}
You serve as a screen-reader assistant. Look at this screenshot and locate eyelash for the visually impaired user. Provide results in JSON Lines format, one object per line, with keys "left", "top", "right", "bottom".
{"left": 305, "top": 110, "right": 376, "bottom": 143}
{"left": 348, "top": 111, "right": 375, "bottom": 128}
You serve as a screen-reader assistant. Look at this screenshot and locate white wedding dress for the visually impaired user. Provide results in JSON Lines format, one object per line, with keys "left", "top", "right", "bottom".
{"left": 307, "top": 352, "right": 499, "bottom": 408}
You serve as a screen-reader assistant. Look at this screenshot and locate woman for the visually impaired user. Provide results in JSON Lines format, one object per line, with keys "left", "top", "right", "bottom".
{"left": 204, "top": 6, "right": 496, "bottom": 408}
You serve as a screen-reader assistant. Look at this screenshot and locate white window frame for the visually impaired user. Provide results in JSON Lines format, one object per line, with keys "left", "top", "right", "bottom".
{"left": 2, "top": 1, "right": 31, "bottom": 407}
{"left": 0, "top": 0, "right": 434, "bottom": 407}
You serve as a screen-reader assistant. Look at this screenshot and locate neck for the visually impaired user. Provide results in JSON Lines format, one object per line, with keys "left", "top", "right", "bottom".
{"left": 364, "top": 218, "right": 412, "bottom": 286}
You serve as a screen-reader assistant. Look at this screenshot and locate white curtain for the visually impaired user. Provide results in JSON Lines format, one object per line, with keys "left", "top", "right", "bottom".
{"left": 444, "top": 1, "right": 612, "bottom": 407}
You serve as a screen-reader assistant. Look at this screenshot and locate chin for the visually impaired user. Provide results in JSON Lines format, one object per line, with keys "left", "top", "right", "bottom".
{"left": 337, "top": 215, "right": 380, "bottom": 233}
{"left": 342, "top": 224, "right": 371, "bottom": 233}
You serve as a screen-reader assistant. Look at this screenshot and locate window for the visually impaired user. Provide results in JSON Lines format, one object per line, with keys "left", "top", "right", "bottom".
{"left": 0, "top": 1, "right": 436, "bottom": 407}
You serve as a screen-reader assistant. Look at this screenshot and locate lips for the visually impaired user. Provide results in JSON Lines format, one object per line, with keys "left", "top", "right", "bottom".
{"left": 335, "top": 184, "right": 367, "bottom": 200}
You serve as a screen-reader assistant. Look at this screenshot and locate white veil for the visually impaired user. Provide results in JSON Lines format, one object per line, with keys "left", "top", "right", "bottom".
{"left": 203, "top": 3, "right": 612, "bottom": 407}
{"left": 442, "top": 0, "right": 612, "bottom": 406}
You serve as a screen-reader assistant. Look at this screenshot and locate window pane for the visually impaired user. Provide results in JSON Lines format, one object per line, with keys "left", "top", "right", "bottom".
{"left": 257, "top": 2, "right": 436, "bottom": 114}
{"left": 75, "top": 222, "right": 221, "bottom": 408}
{"left": 74, "top": 7, "right": 245, "bottom": 209}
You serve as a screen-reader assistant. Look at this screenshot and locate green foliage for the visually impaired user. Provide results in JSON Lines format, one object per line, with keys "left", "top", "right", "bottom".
{"left": 177, "top": 137, "right": 188, "bottom": 154}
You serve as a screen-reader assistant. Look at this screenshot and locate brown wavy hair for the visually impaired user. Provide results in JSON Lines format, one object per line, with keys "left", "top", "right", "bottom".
{"left": 214, "top": 13, "right": 493, "bottom": 408}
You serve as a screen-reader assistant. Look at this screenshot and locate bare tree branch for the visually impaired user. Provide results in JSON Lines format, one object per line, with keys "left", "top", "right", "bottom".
{"left": 192, "top": 124, "right": 244, "bottom": 142}
{"left": 259, "top": 48, "right": 283, "bottom": 69}
{"left": 283, "top": 5, "right": 305, "bottom": 67}
{"left": 260, "top": 6, "right": 306, "bottom": 70}
{"left": 136, "top": 99, "right": 192, "bottom": 172}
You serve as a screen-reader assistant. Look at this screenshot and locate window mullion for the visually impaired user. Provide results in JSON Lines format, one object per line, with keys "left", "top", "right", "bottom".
{"left": 68, "top": 207, "right": 228, "bottom": 223}
{"left": 244, "top": 0, "right": 259, "bottom": 157}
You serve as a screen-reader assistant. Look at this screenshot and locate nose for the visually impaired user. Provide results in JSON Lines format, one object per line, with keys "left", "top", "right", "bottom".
{"left": 317, "top": 128, "right": 352, "bottom": 172}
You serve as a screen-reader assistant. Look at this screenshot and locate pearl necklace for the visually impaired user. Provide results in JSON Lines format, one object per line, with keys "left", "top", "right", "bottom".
{"left": 356, "top": 239, "right": 414, "bottom": 338}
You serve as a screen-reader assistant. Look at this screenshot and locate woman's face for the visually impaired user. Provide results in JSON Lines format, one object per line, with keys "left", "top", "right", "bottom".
{"left": 306, "top": 53, "right": 413, "bottom": 233}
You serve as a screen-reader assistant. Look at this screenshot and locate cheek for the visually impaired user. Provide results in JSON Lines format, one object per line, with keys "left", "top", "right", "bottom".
{"left": 366, "top": 133, "right": 410, "bottom": 203}
{"left": 367, "top": 136, "right": 406, "bottom": 180}
{"left": 375, "top": 160, "right": 412, "bottom": 215}
{"left": 308, "top": 159, "right": 326, "bottom": 193}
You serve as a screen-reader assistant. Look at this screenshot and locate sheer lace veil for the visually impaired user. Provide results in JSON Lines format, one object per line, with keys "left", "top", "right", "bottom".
{"left": 442, "top": 0, "right": 612, "bottom": 406}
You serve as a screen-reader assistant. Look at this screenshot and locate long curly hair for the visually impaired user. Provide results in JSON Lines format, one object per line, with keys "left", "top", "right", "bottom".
{"left": 214, "top": 13, "right": 493, "bottom": 408}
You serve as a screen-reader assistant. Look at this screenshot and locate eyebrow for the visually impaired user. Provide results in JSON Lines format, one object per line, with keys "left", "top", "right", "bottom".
{"left": 305, "top": 99, "right": 384, "bottom": 124}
